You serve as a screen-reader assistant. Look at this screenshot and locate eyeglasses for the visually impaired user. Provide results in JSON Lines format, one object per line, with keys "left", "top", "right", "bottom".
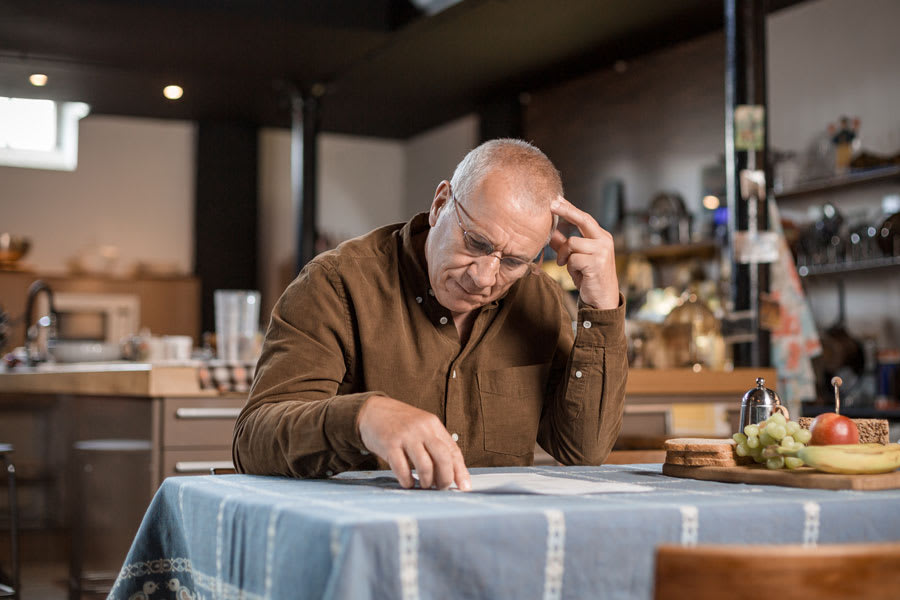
{"left": 451, "top": 191, "right": 545, "bottom": 274}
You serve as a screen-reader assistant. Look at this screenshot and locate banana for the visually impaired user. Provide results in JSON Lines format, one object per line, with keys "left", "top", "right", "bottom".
{"left": 780, "top": 444, "right": 900, "bottom": 475}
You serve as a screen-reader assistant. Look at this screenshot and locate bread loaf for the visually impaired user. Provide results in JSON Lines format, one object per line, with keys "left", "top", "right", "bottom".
{"left": 797, "top": 417, "right": 890, "bottom": 445}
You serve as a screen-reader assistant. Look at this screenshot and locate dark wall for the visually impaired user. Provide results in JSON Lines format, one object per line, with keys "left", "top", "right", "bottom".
{"left": 194, "top": 121, "right": 258, "bottom": 335}
{"left": 524, "top": 31, "right": 725, "bottom": 218}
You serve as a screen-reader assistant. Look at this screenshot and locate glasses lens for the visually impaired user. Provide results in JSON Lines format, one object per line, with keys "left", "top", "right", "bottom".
{"left": 463, "top": 231, "right": 494, "bottom": 256}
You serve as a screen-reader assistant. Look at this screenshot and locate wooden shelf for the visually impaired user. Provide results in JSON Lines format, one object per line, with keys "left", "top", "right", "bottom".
{"left": 620, "top": 241, "right": 718, "bottom": 262}
{"left": 775, "top": 165, "right": 900, "bottom": 200}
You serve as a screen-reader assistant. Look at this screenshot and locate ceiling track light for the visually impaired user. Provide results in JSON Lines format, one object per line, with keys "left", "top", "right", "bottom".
{"left": 29, "top": 73, "right": 48, "bottom": 86}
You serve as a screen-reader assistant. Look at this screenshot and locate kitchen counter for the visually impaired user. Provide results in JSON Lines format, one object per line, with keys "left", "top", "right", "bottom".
{"left": 0, "top": 360, "right": 243, "bottom": 570}
{"left": 627, "top": 367, "right": 773, "bottom": 397}
{"left": 0, "top": 361, "right": 215, "bottom": 397}
{"left": 0, "top": 362, "right": 768, "bottom": 399}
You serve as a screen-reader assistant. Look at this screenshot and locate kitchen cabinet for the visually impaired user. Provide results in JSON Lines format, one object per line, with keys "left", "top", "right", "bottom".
{"left": 0, "top": 271, "right": 201, "bottom": 349}
{"left": 0, "top": 364, "right": 238, "bottom": 566}
{"left": 156, "top": 396, "right": 243, "bottom": 482}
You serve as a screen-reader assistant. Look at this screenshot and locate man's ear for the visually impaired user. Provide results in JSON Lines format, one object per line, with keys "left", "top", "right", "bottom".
{"left": 428, "top": 180, "right": 452, "bottom": 227}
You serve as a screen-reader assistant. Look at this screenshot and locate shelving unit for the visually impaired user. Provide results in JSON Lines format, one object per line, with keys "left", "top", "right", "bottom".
{"left": 778, "top": 163, "right": 900, "bottom": 415}
{"left": 776, "top": 165, "right": 900, "bottom": 201}
{"left": 798, "top": 255, "right": 900, "bottom": 277}
{"left": 775, "top": 165, "right": 900, "bottom": 279}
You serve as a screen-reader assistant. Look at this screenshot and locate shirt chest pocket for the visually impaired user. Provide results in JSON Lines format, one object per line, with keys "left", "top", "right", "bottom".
{"left": 477, "top": 364, "right": 548, "bottom": 456}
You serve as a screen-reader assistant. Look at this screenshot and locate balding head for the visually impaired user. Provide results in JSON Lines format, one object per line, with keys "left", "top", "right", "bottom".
{"left": 450, "top": 139, "right": 562, "bottom": 233}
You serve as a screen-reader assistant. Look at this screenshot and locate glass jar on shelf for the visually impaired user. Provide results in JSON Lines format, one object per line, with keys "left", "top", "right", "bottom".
{"left": 663, "top": 287, "right": 727, "bottom": 371}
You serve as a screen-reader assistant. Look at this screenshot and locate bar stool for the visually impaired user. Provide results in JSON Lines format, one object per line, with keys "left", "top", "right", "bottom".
{"left": 0, "top": 444, "right": 19, "bottom": 600}
{"left": 69, "top": 439, "right": 152, "bottom": 600}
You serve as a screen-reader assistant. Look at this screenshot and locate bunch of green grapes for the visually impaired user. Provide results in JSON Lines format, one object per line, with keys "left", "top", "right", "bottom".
{"left": 732, "top": 412, "right": 811, "bottom": 470}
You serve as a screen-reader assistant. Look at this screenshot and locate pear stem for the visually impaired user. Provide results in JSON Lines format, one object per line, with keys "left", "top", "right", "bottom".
{"left": 831, "top": 376, "right": 842, "bottom": 415}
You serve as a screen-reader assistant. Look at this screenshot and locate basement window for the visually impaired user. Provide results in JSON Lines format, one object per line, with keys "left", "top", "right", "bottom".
{"left": 0, "top": 97, "right": 90, "bottom": 171}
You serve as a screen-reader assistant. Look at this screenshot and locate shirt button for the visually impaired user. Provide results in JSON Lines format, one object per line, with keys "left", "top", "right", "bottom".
{"left": 416, "top": 296, "right": 423, "bottom": 303}
{"left": 575, "top": 370, "right": 583, "bottom": 378}
{"left": 583, "top": 321, "right": 592, "bottom": 329}
{"left": 326, "top": 470, "right": 334, "bottom": 477}
{"left": 439, "top": 316, "right": 448, "bottom": 325}
{"left": 428, "top": 289, "right": 435, "bottom": 296}
{"left": 451, "top": 433, "right": 459, "bottom": 442}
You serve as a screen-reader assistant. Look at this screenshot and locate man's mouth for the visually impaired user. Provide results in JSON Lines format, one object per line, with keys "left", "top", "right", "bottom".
{"left": 454, "top": 279, "right": 488, "bottom": 298}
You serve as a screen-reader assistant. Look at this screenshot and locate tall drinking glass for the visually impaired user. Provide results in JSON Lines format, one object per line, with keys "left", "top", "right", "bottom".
{"left": 214, "top": 290, "right": 261, "bottom": 361}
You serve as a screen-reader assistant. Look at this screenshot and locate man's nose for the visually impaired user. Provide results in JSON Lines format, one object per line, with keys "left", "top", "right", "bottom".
{"left": 467, "top": 255, "right": 500, "bottom": 289}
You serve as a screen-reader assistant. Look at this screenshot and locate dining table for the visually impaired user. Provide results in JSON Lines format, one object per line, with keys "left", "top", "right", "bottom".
{"left": 107, "top": 464, "right": 900, "bottom": 600}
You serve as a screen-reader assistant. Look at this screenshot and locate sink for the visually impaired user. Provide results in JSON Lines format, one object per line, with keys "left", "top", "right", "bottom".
{"left": 50, "top": 341, "right": 123, "bottom": 363}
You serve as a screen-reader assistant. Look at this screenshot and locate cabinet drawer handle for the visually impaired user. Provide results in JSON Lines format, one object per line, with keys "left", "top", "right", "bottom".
{"left": 175, "top": 408, "right": 242, "bottom": 420}
{"left": 175, "top": 460, "right": 234, "bottom": 473}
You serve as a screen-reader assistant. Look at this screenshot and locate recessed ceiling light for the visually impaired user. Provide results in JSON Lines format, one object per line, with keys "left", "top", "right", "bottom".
{"left": 163, "top": 85, "right": 183, "bottom": 100}
{"left": 29, "top": 73, "right": 48, "bottom": 86}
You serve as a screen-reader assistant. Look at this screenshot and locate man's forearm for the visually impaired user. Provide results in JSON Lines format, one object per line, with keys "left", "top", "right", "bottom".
{"left": 538, "top": 296, "right": 627, "bottom": 465}
{"left": 232, "top": 390, "right": 382, "bottom": 477}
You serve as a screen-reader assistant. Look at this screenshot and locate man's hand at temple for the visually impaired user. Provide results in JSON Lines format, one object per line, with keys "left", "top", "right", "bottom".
{"left": 549, "top": 196, "right": 620, "bottom": 310}
{"left": 357, "top": 395, "right": 472, "bottom": 491}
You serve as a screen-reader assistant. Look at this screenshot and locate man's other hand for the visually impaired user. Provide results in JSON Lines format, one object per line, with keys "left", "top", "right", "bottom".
{"left": 357, "top": 395, "right": 471, "bottom": 491}
{"left": 549, "top": 195, "right": 620, "bottom": 310}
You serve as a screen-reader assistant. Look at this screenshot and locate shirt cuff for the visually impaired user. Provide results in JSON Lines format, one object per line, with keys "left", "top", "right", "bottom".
{"left": 574, "top": 292, "right": 625, "bottom": 347}
{"left": 324, "top": 391, "right": 386, "bottom": 460}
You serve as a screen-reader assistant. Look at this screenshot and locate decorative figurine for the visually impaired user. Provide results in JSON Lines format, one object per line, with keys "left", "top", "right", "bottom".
{"left": 828, "top": 115, "right": 860, "bottom": 174}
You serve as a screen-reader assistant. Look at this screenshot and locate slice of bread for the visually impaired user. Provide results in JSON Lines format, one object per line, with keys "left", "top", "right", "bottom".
{"left": 665, "top": 453, "right": 740, "bottom": 467}
{"left": 663, "top": 437, "right": 754, "bottom": 467}
{"left": 666, "top": 449, "right": 733, "bottom": 458}
{"left": 663, "top": 438, "right": 736, "bottom": 454}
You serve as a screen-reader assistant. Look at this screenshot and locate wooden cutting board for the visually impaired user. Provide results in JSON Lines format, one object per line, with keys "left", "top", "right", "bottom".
{"left": 663, "top": 463, "right": 900, "bottom": 491}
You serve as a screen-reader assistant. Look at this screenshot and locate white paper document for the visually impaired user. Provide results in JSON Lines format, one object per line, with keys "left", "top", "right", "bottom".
{"left": 462, "top": 473, "right": 651, "bottom": 495}
{"left": 334, "top": 471, "right": 652, "bottom": 495}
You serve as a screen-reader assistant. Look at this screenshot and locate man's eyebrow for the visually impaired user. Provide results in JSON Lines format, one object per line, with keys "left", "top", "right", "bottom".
{"left": 473, "top": 227, "right": 533, "bottom": 262}
{"left": 458, "top": 201, "right": 537, "bottom": 262}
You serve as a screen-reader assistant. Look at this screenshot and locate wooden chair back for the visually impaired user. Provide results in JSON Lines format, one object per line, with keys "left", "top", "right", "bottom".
{"left": 654, "top": 542, "right": 900, "bottom": 600}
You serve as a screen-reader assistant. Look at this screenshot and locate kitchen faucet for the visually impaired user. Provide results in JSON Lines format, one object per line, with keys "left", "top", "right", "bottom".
{"left": 24, "top": 279, "right": 56, "bottom": 366}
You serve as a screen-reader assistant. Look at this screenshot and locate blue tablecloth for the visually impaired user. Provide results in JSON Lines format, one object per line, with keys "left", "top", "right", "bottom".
{"left": 108, "top": 465, "right": 900, "bottom": 600}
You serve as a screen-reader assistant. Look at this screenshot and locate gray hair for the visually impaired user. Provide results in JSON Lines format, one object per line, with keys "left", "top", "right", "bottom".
{"left": 450, "top": 138, "right": 561, "bottom": 236}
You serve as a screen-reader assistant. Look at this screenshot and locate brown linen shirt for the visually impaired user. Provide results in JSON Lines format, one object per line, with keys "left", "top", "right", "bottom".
{"left": 233, "top": 212, "right": 627, "bottom": 478}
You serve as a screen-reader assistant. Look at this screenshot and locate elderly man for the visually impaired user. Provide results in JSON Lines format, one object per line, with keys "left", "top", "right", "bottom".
{"left": 233, "top": 138, "right": 627, "bottom": 491}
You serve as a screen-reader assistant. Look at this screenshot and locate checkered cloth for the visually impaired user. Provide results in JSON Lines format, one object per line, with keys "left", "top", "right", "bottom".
{"left": 197, "top": 360, "right": 256, "bottom": 393}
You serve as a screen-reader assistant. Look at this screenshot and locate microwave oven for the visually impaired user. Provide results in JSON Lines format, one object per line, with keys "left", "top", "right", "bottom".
{"left": 53, "top": 292, "right": 140, "bottom": 343}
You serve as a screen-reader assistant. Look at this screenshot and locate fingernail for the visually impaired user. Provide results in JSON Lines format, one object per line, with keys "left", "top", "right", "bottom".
{"left": 460, "top": 479, "right": 471, "bottom": 492}
{"left": 551, "top": 200, "right": 560, "bottom": 210}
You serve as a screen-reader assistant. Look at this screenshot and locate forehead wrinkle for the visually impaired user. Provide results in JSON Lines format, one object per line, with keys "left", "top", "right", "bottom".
{"left": 457, "top": 198, "right": 544, "bottom": 262}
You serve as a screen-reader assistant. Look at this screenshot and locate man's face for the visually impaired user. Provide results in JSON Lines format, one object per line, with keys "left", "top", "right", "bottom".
{"left": 424, "top": 172, "right": 552, "bottom": 316}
